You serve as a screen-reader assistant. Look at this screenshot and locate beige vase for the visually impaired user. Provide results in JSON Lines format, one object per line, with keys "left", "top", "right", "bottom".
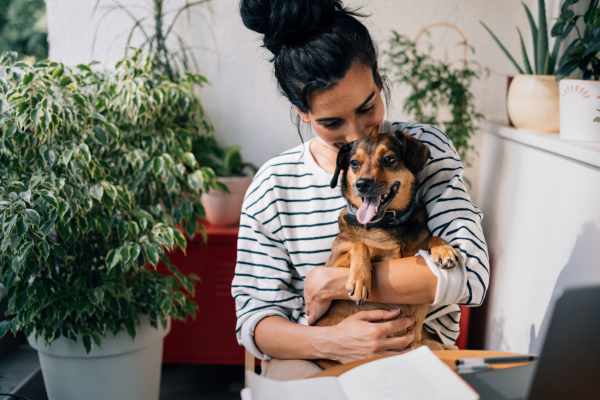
{"left": 506, "top": 74, "right": 560, "bottom": 133}
{"left": 201, "top": 176, "right": 252, "bottom": 226}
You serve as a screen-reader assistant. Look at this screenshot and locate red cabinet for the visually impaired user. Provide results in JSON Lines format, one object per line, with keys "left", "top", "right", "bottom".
{"left": 162, "top": 223, "right": 244, "bottom": 365}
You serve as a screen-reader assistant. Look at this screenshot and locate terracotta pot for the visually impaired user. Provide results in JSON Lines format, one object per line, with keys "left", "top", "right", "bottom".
{"left": 559, "top": 79, "right": 600, "bottom": 141}
{"left": 201, "top": 176, "right": 252, "bottom": 226}
{"left": 506, "top": 74, "right": 560, "bottom": 133}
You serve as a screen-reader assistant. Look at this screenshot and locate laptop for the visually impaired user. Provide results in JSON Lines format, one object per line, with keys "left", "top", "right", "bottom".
{"left": 461, "top": 285, "right": 600, "bottom": 400}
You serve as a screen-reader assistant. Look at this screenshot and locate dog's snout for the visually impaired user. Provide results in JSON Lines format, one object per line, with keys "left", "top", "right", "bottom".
{"left": 355, "top": 178, "right": 375, "bottom": 194}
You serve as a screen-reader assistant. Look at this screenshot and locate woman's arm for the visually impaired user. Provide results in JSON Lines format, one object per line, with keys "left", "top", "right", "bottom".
{"left": 304, "top": 256, "right": 437, "bottom": 324}
{"left": 254, "top": 309, "right": 416, "bottom": 363}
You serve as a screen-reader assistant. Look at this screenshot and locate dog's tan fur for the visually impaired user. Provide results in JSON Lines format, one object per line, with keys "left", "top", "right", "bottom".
{"left": 314, "top": 130, "right": 462, "bottom": 368}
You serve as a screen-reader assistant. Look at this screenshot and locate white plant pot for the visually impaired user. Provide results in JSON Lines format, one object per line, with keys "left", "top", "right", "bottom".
{"left": 201, "top": 176, "right": 252, "bottom": 226}
{"left": 507, "top": 74, "right": 560, "bottom": 133}
{"left": 28, "top": 318, "right": 170, "bottom": 400}
{"left": 559, "top": 79, "right": 600, "bottom": 141}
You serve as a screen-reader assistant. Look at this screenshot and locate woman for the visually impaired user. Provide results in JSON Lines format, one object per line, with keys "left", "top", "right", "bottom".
{"left": 232, "top": 0, "right": 489, "bottom": 380}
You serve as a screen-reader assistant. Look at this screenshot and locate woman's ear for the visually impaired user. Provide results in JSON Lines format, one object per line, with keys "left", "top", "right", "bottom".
{"left": 330, "top": 143, "right": 353, "bottom": 188}
{"left": 295, "top": 107, "right": 311, "bottom": 123}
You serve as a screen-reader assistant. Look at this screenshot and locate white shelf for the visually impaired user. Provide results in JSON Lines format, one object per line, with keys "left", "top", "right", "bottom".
{"left": 482, "top": 121, "right": 600, "bottom": 169}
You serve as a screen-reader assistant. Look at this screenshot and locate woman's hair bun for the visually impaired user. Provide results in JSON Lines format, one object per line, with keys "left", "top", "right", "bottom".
{"left": 240, "top": 0, "right": 343, "bottom": 55}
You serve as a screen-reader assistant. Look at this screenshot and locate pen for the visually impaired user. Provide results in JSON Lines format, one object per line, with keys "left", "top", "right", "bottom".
{"left": 455, "top": 355, "right": 537, "bottom": 366}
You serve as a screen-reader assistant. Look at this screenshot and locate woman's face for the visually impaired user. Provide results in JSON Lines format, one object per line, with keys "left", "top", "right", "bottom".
{"left": 299, "top": 62, "right": 385, "bottom": 148}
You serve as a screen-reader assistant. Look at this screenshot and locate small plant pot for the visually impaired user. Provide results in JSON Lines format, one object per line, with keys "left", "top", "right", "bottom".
{"left": 28, "top": 318, "right": 170, "bottom": 400}
{"left": 507, "top": 74, "right": 560, "bottom": 133}
{"left": 559, "top": 79, "right": 600, "bottom": 142}
{"left": 201, "top": 176, "right": 252, "bottom": 226}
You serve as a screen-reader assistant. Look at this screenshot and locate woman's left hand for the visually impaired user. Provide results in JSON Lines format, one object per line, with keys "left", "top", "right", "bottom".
{"left": 304, "top": 267, "right": 348, "bottom": 325}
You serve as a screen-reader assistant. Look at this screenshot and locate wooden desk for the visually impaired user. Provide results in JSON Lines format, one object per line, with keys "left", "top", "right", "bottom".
{"left": 316, "top": 350, "right": 531, "bottom": 377}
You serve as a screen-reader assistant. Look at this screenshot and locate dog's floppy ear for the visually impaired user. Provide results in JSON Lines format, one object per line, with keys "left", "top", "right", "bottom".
{"left": 396, "top": 129, "right": 430, "bottom": 174}
{"left": 330, "top": 142, "right": 353, "bottom": 188}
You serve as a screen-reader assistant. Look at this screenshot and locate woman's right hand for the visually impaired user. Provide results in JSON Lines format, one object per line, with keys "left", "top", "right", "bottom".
{"left": 321, "top": 309, "right": 416, "bottom": 364}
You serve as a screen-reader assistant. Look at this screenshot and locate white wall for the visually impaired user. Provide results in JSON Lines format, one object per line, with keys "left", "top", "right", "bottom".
{"left": 47, "top": 0, "right": 559, "bottom": 169}
{"left": 476, "top": 124, "right": 600, "bottom": 353}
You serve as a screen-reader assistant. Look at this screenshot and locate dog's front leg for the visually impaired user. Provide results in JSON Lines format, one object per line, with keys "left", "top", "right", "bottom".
{"left": 428, "top": 236, "right": 462, "bottom": 269}
{"left": 346, "top": 242, "right": 372, "bottom": 304}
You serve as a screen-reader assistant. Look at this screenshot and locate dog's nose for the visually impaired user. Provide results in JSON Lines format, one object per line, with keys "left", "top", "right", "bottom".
{"left": 355, "top": 178, "right": 375, "bottom": 194}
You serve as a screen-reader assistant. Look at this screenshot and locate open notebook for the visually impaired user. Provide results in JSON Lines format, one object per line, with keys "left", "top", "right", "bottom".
{"left": 241, "top": 346, "right": 478, "bottom": 400}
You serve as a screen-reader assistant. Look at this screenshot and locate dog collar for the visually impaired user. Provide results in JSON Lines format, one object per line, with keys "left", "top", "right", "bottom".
{"left": 345, "top": 193, "right": 419, "bottom": 228}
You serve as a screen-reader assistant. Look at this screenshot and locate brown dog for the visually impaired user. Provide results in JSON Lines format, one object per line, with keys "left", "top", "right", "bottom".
{"left": 314, "top": 129, "right": 462, "bottom": 368}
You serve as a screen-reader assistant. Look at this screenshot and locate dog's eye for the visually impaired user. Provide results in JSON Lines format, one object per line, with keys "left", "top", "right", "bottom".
{"left": 382, "top": 155, "right": 397, "bottom": 166}
{"left": 349, "top": 159, "right": 360, "bottom": 170}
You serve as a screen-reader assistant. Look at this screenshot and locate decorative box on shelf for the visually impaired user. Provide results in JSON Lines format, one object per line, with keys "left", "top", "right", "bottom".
{"left": 161, "top": 222, "right": 244, "bottom": 365}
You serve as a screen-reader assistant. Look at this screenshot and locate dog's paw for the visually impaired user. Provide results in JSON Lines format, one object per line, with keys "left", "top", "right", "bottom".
{"left": 430, "top": 244, "right": 462, "bottom": 269}
{"left": 345, "top": 269, "right": 372, "bottom": 305}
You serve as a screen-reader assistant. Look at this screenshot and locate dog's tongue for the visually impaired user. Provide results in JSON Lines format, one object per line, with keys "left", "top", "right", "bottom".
{"left": 356, "top": 197, "right": 379, "bottom": 225}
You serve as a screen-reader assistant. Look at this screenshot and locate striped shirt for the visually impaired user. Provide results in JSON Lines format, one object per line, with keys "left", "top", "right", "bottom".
{"left": 231, "top": 121, "right": 490, "bottom": 359}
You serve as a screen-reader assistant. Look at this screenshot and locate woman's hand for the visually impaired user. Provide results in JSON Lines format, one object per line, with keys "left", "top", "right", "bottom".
{"left": 304, "top": 267, "right": 348, "bottom": 325}
{"left": 320, "top": 309, "right": 416, "bottom": 363}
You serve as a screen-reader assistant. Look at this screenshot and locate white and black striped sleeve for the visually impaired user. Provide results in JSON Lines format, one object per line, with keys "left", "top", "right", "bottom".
{"left": 416, "top": 126, "right": 490, "bottom": 307}
{"left": 231, "top": 187, "right": 304, "bottom": 360}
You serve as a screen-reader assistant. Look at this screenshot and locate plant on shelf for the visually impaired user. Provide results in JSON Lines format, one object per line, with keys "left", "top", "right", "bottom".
{"left": 552, "top": 0, "right": 600, "bottom": 80}
{"left": 552, "top": 0, "right": 600, "bottom": 141}
{"left": 480, "top": 0, "right": 564, "bottom": 75}
{"left": 382, "top": 30, "right": 484, "bottom": 162}
{"left": 193, "top": 135, "right": 256, "bottom": 178}
{"left": 192, "top": 135, "right": 257, "bottom": 226}
{"left": 0, "top": 51, "right": 220, "bottom": 399}
{"left": 480, "top": 0, "right": 564, "bottom": 132}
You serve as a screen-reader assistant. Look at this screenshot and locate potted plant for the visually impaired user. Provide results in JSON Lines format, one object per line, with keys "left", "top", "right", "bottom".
{"left": 552, "top": 0, "right": 600, "bottom": 141}
{"left": 481, "top": 0, "right": 566, "bottom": 133}
{"left": 193, "top": 135, "right": 256, "bottom": 226}
{"left": 383, "top": 27, "right": 484, "bottom": 164}
{"left": 0, "top": 52, "right": 219, "bottom": 400}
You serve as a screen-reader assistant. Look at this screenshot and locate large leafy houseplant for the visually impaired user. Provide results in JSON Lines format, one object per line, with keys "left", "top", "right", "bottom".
{"left": 383, "top": 31, "right": 484, "bottom": 162}
{"left": 0, "top": 51, "right": 219, "bottom": 350}
{"left": 552, "top": 0, "right": 600, "bottom": 80}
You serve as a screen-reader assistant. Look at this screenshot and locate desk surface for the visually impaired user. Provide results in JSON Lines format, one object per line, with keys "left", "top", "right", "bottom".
{"left": 316, "top": 350, "right": 530, "bottom": 377}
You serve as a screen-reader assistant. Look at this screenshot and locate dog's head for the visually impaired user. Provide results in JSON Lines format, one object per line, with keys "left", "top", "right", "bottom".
{"left": 330, "top": 129, "right": 430, "bottom": 225}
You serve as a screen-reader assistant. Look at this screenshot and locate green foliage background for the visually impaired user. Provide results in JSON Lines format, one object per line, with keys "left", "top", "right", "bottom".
{"left": 0, "top": 0, "right": 48, "bottom": 59}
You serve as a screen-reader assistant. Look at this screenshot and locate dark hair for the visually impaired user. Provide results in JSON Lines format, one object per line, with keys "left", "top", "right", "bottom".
{"left": 240, "top": 0, "right": 389, "bottom": 118}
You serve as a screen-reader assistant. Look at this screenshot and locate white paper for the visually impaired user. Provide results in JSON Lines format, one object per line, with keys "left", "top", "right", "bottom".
{"left": 338, "top": 346, "right": 478, "bottom": 400}
{"left": 244, "top": 347, "right": 478, "bottom": 400}
{"left": 245, "top": 371, "right": 347, "bottom": 400}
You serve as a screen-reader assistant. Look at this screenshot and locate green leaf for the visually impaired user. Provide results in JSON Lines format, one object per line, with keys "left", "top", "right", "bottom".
{"left": 0, "top": 320, "right": 13, "bottom": 338}
{"left": 536, "top": 0, "right": 549, "bottom": 74}
{"left": 106, "top": 249, "right": 121, "bottom": 271}
{"left": 517, "top": 28, "right": 534, "bottom": 74}
{"left": 90, "top": 184, "right": 104, "bottom": 202}
{"left": 480, "top": 21, "right": 525, "bottom": 74}
{"left": 24, "top": 209, "right": 41, "bottom": 226}
{"left": 182, "top": 152, "right": 198, "bottom": 168}
{"left": 144, "top": 244, "right": 160, "bottom": 266}
{"left": 187, "top": 170, "right": 204, "bottom": 192}
{"left": 522, "top": 1, "right": 539, "bottom": 73}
